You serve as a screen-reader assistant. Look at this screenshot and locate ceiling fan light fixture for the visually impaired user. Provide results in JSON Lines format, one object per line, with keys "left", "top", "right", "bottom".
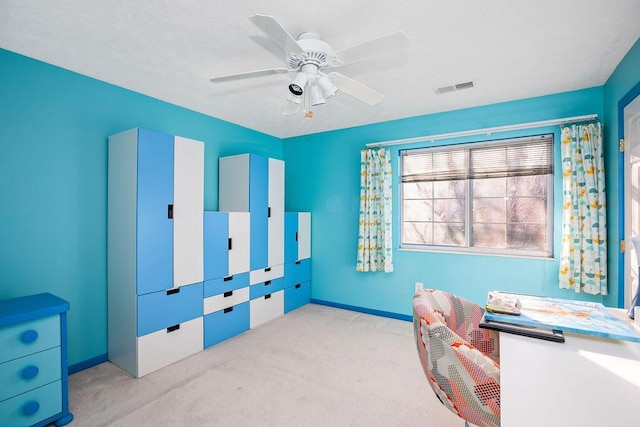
{"left": 317, "top": 75, "right": 337, "bottom": 98}
{"left": 289, "top": 72, "right": 308, "bottom": 96}
{"left": 310, "top": 84, "right": 326, "bottom": 106}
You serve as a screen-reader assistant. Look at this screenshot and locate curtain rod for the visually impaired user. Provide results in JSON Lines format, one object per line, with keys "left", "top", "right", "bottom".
{"left": 365, "top": 114, "right": 598, "bottom": 148}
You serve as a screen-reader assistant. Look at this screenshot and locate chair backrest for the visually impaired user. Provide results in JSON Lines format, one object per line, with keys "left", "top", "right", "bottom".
{"left": 413, "top": 289, "right": 501, "bottom": 427}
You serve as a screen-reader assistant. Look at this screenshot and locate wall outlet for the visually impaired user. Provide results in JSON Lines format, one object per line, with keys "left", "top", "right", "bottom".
{"left": 414, "top": 282, "right": 424, "bottom": 293}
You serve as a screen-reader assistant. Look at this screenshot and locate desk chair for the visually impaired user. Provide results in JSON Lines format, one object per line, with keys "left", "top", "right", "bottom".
{"left": 413, "top": 289, "right": 501, "bottom": 427}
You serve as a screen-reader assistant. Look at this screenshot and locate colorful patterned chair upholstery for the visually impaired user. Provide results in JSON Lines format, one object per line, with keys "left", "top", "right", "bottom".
{"left": 413, "top": 289, "right": 501, "bottom": 427}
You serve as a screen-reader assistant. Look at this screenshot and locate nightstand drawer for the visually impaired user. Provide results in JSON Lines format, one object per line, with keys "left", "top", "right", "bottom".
{"left": 0, "top": 380, "right": 62, "bottom": 427}
{"left": 0, "top": 315, "right": 60, "bottom": 363}
{"left": 137, "top": 282, "right": 204, "bottom": 336}
{"left": 0, "top": 347, "right": 61, "bottom": 402}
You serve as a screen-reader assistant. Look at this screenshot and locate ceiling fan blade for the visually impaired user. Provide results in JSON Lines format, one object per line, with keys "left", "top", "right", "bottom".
{"left": 249, "top": 14, "right": 305, "bottom": 55}
{"left": 334, "top": 31, "right": 410, "bottom": 66}
{"left": 210, "top": 67, "right": 290, "bottom": 83}
{"left": 331, "top": 73, "right": 384, "bottom": 105}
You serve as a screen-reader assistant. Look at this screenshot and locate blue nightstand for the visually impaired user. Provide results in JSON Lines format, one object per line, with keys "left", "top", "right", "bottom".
{"left": 0, "top": 293, "right": 73, "bottom": 426}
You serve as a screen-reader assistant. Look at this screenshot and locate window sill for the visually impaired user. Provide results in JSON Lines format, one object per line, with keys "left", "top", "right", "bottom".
{"left": 398, "top": 245, "right": 556, "bottom": 261}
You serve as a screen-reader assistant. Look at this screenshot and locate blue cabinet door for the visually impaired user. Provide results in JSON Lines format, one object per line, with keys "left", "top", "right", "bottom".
{"left": 284, "top": 212, "right": 298, "bottom": 263}
{"left": 136, "top": 129, "right": 174, "bottom": 295}
{"left": 249, "top": 154, "right": 268, "bottom": 270}
{"left": 204, "top": 212, "right": 229, "bottom": 281}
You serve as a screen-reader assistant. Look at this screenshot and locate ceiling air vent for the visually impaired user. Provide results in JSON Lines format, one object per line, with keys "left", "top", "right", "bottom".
{"left": 434, "top": 81, "right": 475, "bottom": 94}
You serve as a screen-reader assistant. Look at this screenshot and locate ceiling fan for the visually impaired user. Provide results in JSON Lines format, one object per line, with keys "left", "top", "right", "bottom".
{"left": 210, "top": 14, "right": 409, "bottom": 117}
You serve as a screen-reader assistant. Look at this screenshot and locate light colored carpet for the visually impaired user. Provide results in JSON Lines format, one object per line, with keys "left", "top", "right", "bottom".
{"left": 68, "top": 304, "right": 461, "bottom": 426}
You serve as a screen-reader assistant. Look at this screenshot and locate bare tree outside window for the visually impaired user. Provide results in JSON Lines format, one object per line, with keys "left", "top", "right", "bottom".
{"left": 400, "top": 135, "right": 553, "bottom": 257}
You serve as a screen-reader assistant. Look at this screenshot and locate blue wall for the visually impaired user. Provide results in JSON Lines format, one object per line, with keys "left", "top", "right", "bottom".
{"left": 283, "top": 88, "right": 609, "bottom": 315}
{"left": 283, "top": 37, "right": 640, "bottom": 317}
{"left": 0, "top": 48, "right": 282, "bottom": 366}
{"left": 1, "top": 37, "right": 638, "bottom": 368}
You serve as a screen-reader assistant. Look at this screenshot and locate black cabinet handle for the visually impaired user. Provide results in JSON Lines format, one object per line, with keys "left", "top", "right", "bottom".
{"left": 223, "top": 276, "right": 233, "bottom": 282}
{"left": 228, "top": 238, "right": 232, "bottom": 250}
{"left": 295, "top": 260, "right": 301, "bottom": 265}
{"left": 268, "top": 207, "right": 271, "bottom": 218}
{"left": 264, "top": 267, "right": 271, "bottom": 272}
{"left": 167, "top": 288, "right": 180, "bottom": 295}
{"left": 264, "top": 280, "right": 271, "bottom": 286}
{"left": 168, "top": 204, "right": 173, "bottom": 219}
{"left": 265, "top": 294, "right": 271, "bottom": 299}
{"left": 224, "top": 291, "right": 233, "bottom": 297}
{"left": 295, "top": 231, "right": 298, "bottom": 242}
{"left": 167, "top": 324, "right": 180, "bottom": 333}
{"left": 224, "top": 307, "right": 233, "bottom": 314}
{"left": 295, "top": 284, "right": 301, "bottom": 289}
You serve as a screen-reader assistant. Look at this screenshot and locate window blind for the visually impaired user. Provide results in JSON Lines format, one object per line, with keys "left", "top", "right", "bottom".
{"left": 401, "top": 135, "right": 553, "bottom": 183}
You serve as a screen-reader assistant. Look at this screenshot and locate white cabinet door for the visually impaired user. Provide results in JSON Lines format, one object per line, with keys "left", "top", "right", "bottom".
{"left": 228, "top": 212, "right": 250, "bottom": 275}
{"left": 173, "top": 136, "right": 204, "bottom": 288}
{"left": 298, "top": 212, "right": 311, "bottom": 260}
{"left": 268, "top": 158, "right": 284, "bottom": 266}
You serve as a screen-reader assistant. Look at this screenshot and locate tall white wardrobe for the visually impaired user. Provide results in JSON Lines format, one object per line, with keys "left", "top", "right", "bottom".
{"left": 107, "top": 128, "right": 204, "bottom": 378}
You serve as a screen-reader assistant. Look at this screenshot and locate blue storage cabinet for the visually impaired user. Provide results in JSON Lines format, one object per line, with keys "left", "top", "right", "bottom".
{"left": 108, "top": 128, "right": 205, "bottom": 378}
{"left": 0, "top": 293, "right": 73, "bottom": 427}
{"left": 284, "top": 212, "right": 311, "bottom": 313}
{"left": 218, "top": 154, "right": 284, "bottom": 271}
{"left": 203, "top": 211, "right": 251, "bottom": 348}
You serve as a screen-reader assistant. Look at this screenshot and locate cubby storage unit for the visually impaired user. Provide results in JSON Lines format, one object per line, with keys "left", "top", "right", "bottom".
{"left": 0, "top": 293, "right": 73, "bottom": 427}
{"left": 284, "top": 212, "right": 312, "bottom": 313}
{"left": 108, "top": 128, "right": 205, "bottom": 378}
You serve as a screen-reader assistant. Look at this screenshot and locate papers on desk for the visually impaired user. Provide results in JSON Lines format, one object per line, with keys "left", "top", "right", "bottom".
{"left": 485, "top": 291, "right": 522, "bottom": 315}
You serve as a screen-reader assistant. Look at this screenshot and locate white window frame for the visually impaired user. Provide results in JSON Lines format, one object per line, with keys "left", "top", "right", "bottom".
{"left": 400, "top": 134, "right": 554, "bottom": 258}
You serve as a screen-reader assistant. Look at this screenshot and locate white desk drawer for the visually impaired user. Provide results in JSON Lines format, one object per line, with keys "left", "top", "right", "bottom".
{"left": 249, "top": 290, "right": 284, "bottom": 329}
{"left": 0, "top": 315, "right": 60, "bottom": 363}
{"left": 249, "top": 264, "right": 284, "bottom": 285}
{"left": 204, "top": 287, "right": 250, "bottom": 315}
{"left": 137, "top": 317, "right": 203, "bottom": 378}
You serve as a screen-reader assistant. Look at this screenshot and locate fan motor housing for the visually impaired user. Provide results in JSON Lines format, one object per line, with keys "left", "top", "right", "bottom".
{"left": 289, "top": 32, "right": 334, "bottom": 70}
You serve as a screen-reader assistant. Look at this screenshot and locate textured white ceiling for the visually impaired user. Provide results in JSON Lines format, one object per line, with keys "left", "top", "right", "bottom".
{"left": 1, "top": 0, "right": 639, "bottom": 139}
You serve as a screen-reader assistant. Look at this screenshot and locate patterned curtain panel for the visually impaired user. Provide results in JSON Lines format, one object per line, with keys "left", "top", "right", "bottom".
{"left": 559, "top": 122, "right": 607, "bottom": 294}
{"left": 356, "top": 148, "right": 393, "bottom": 273}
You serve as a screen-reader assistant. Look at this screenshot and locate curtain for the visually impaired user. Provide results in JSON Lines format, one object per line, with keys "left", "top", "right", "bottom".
{"left": 559, "top": 122, "right": 607, "bottom": 294}
{"left": 356, "top": 148, "right": 393, "bottom": 273}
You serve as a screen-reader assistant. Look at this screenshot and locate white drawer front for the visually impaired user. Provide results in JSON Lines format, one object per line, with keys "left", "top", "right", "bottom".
{"left": 203, "top": 287, "right": 250, "bottom": 315}
{"left": 249, "top": 264, "right": 284, "bottom": 285}
{"left": 249, "top": 290, "right": 284, "bottom": 329}
{"left": 137, "top": 317, "right": 203, "bottom": 378}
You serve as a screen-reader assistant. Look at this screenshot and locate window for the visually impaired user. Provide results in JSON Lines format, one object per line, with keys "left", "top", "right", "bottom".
{"left": 400, "top": 134, "right": 553, "bottom": 257}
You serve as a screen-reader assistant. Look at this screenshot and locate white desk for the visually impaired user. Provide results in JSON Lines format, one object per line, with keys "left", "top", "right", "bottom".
{"left": 486, "top": 297, "right": 640, "bottom": 427}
